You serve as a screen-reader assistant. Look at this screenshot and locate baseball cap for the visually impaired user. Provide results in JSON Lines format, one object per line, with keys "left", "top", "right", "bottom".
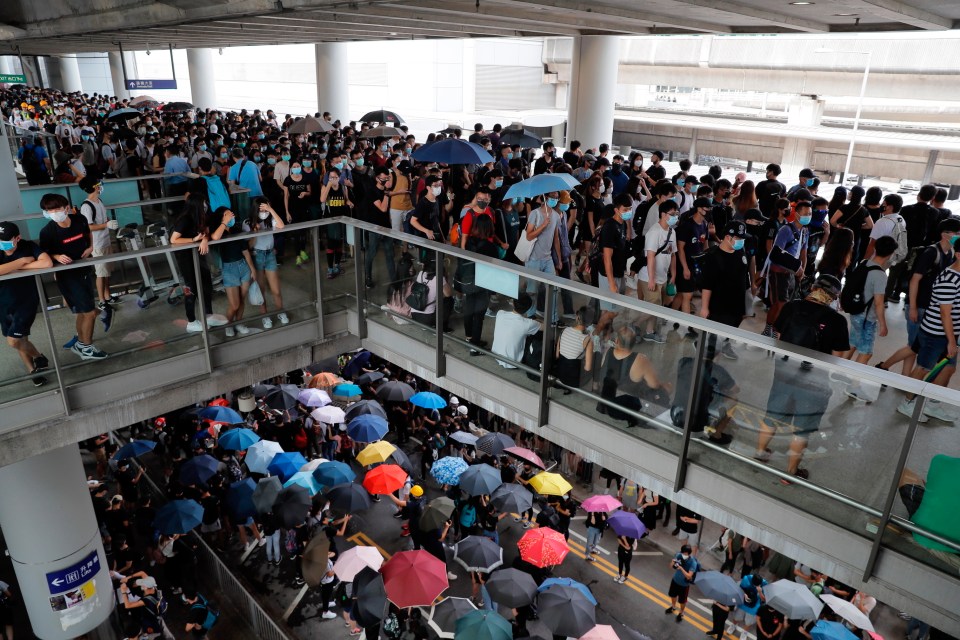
{"left": 693, "top": 197, "right": 713, "bottom": 210}
{"left": 724, "top": 221, "right": 748, "bottom": 238}
{"left": 813, "top": 274, "right": 842, "bottom": 298}
{"left": 135, "top": 576, "right": 158, "bottom": 589}
{"left": 0, "top": 221, "right": 20, "bottom": 242}
{"left": 799, "top": 168, "right": 815, "bottom": 179}
{"left": 410, "top": 485, "right": 424, "bottom": 497}
{"left": 559, "top": 190, "right": 573, "bottom": 204}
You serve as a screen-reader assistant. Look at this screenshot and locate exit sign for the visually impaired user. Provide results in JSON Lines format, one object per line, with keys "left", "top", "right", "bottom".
{"left": 0, "top": 74, "right": 26, "bottom": 83}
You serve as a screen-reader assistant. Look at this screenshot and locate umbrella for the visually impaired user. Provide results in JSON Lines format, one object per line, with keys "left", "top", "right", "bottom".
{"left": 504, "top": 173, "right": 581, "bottom": 200}
{"left": 420, "top": 496, "right": 456, "bottom": 531}
{"left": 311, "top": 405, "right": 346, "bottom": 425}
{"left": 342, "top": 351, "right": 373, "bottom": 378}
{"left": 301, "top": 534, "right": 332, "bottom": 587}
{"left": 106, "top": 108, "right": 141, "bottom": 123}
{"left": 355, "top": 371, "right": 385, "bottom": 386}
{"left": 498, "top": 127, "right": 543, "bottom": 149}
{"left": 475, "top": 433, "right": 515, "bottom": 456}
{"left": 606, "top": 511, "right": 647, "bottom": 539}
{"left": 334, "top": 545, "right": 384, "bottom": 582}
{"left": 245, "top": 440, "right": 284, "bottom": 474}
{"left": 332, "top": 383, "right": 363, "bottom": 398}
{"left": 163, "top": 101, "right": 195, "bottom": 112}
{"left": 326, "top": 482, "right": 373, "bottom": 512}
{"left": 251, "top": 383, "right": 278, "bottom": 398}
{"left": 113, "top": 439, "right": 156, "bottom": 460}
{"left": 199, "top": 405, "right": 244, "bottom": 424}
{"left": 581, "top": 625, "right": 620, "bottom": 640}
{"left": 538, "top": 583, "right": 596, "bottom": 638}
{"left": 283, "top": 471, "right": 323, "bottom": 496}
{"left": 348, "top": 414, "right": 389, "bottom": 443}
{"left": 490, "top": 484, "right": 533, "bottom": 513}
{"left": 618, "top": 627, "right": 654, "bottom": 640}
{"left": 360, "top": 125, "right": 405, "bottom": 139}
{"left": 376, "top": 381, "right": 416, "bottom": 402}
{"left": 485, "top": 569, "right": 538, "bottom": 608}
{"left": 812, "top": 621, "right": 859, "bottom": 640}
{"left": 128, "top": 95, "right": 157, "bottom": 106}
{"left": 450, "top": 431, "right": 479, "bottom": 446}
{"left": 581, "top": 495, "right": 622, "bottom": 512}
{"left": 180, "top": 454, "right": 220, "bottom": 486}
{"left": 359, "top": 109, "right": 405, "bottom": 124}
{"left": 313, "top": 461, "right": 356, "bottom": 486}
{"left": 431, "top": 456, "right": 469, "bottom": 486}
{"left": 459, "top": 464, "right": 502, "bottom": 497}
{"left": 517, "top": 527, "right": 569, "bottom": 567}
{"left": 455, "top": 610, "right": 512, "bottom": 640}
{"left": 381, "top": 550, "right": 449, "bottom": 608}
{"left": 422, "top": 597, "right": 477, "bottom": 639}
{"left": 389, "top": 448, "right": 415, "bottom": 475}
{"left": 274, "top": 484, "right": 312, "bottom": 527}
{"left": 528, "top": 472, "right": 572, "bottom": 496}
{"left": 154, "top": 499, "right": 203, "bottom": 534}
{"left": 226, "top": 478, "right": 258, "bottom": 520}
{"left": 268, "top": 452, "right": 308, "bottom": 482}
{"left": 287, "top": 115, "right": 334, "bottom": 134}
{"left": 251, "top": 476, "right": 283, "bottom": 513}
{"left": 345, "top": 399, "right": 388, "bottom": 421}
{"left": 263, "top": 385, "right": 300, "bottom": 413}
{"left": 218, "top": 427, "right": 260, "bottom": 451}
{"left": 504, "top": 447, "right": 545, "bottom": 469}
{"left": 357, "top": 441, "right": 397, "bottom": 467}
{"left": 299, "top": 458, "right": 329, "bottom": 473}
{"left": 308, "top": 371, "right": 342, "bottom": 389}
{"left": 410, "top": 391, "right": 447, "bottom": 410}
{"left": 412, "top": 139, "right": 493, "bottom": 165}
{"left": 820, "top": 594, "right": 875, "bottom": 632}
{"left": 306, "top": 358, "right": 340, "bottom": 375}
{"left": 763, "top": 579, "right": 825, "bottom": 620}
{"left": 362, "top": 464, "right": 408, "bottom": 495}
{"left": 538, "top": 577, "right": 598, "bottom": 606}
{"left": 694, "top": 571, "right": 744, "bottom": 607}
{"left": 454, "top": 535, "right": 503, "bottom": 572}
{"left": 297, "top": 388, "right": 331, "bottom": 408}
{"left": 353, "top": 566, "right": 388, "bottom": 627}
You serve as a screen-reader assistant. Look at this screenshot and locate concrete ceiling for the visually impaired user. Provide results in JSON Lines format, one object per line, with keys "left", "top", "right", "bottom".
{"left": 0, "top": 0, "right": 957, "bottom": 55}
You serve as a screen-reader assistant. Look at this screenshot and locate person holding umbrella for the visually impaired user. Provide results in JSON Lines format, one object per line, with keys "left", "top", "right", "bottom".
{"left": 614, "top": 532, "right": 636, "bottom": 584}
{"left": 584, "top": 509, "right": 607, "bottom": 562}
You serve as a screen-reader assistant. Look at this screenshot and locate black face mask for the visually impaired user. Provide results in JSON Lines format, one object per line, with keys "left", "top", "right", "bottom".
{"left": 611, "top": 164, "right": 622, "bottom": 174}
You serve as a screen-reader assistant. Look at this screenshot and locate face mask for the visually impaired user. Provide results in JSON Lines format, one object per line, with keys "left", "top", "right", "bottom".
{"left": 814, "top": 209, "right": 827, "bottom": 215}
{"left": 805, "top": 179, "right": 815, "bottom": 187}
{"left": 81, "top": 135, "right": 89, "bottom": 141}
{"left": 431, "top": 186, "right": 442, "bottom": 196}
{"left": 281, "top": 154, "right": 291, "bottom": 162}
{"left": 485, "top": 145, "right": 492, "bottom": 151}
{"left": 381, "top": 144, "right": 389, "bottom": 152}
{"left": 546, "top": 197, "right": 558, "bottom": 208}
{"left": 0, "top": 240, "right": 15, "bottom": 252}
{"left": 334, "top": 161, "right": 344, "bottom": 170}
{"left": 254, "top": 154, "right": 262, "bottom": 162}
{"left": 732, "top": 238, "right": 745, "bottom": 251}
{"left": 506, "top": 152, "right": 514, "bottom": 160}
{"left": 291, "top": 167, "right": 302, "bottom": 175}
{"left": 634, "top": 160, "right": 642, "bottom": 167}
{"left": 301, "top": 160, "right": 313, "bottom": 168}
{"left": 799, "top": 215, "right": 812, "bottom": 226}
{"left": 258, "top": 211, "right": 270, "bottom": 220}
{"left": 559, "top": 203, "right": 570, "bottom": 212}
{"left": 355, "top": 157, "right": 364, "bottom": 167}
{"left": 513, "top": 197, "right": 522, "bottom": 204}
{"left": 62, "top": 120, "right": 71, "bottom": 125}
{"left": 267, "top": 158, "right": 277, "bottom": 166}
{"left": 598, "top": 183, "right": 606, "bottom": 194}
{"left": 198, "top": 144, "right": 207, "bottom": 151}
{"left": 681, "top": 554, "right": 690, "bottom": 561}
{"left": 612, "top": 164, "right": 622, "bottom": 174}
{"left": 677, "top": 179, "right": 685, "bottom": 189}
{"left": 238, "top": 142, "right": 246, "bottom": 148}
{"left": 258, "top": 134, "right": 265, "bottom": 140}
{"left": 44, "top": 209, "right": 69, "bottom": 223}
{"left": 494, "top": 179, "right": 503, "bottom": 188}
{"left": 405, "top": 147, "right": 412, "bottom": 154}
{"left": 225, "top": 217, "right": 236, "bottom": 228}
{"left": 620, "top": 210, "right": 634, "bottom": 221}
{"left": 667, "top": 215, "right": 679, "bottom": 227}
{"left": 219, "top": 152, "right": 229, "bottom": 160}
{"left": 477, "top": 200, "right": 490, "bottom": 208}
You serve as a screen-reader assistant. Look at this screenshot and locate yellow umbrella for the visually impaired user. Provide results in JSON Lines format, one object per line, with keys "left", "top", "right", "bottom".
{"left": 357, "top": 441, "right": 397, "bottom": 467}
{"left": 528, "top": 472, "right": 572, "bottom": 496}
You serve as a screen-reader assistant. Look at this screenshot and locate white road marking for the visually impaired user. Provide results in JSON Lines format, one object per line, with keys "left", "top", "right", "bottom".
{"left": 282, "top": 584, "right": 310, "bottom": 621}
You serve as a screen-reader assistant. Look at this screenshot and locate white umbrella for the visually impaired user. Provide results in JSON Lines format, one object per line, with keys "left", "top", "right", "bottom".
{"left": 334, "top": 546, "right": 385, "bottom": 582}
{"left": 820, "top": 594, "right": 875, "bottom": 632}
{"left": 763, "top": 580, "right": 825, "bottom": 620}
{"left": 245, "top": 440, "right": 284, "bottom": 474}
{"left": 298, "top": 388, "right": 332, "bottom": 408}
{"left": 311, "top": 405, "right": 346, "bottom": 424}
{"left": 449, "top": 431, "right": 478, "bottom": 446}
{"left": 299, "top": 458, "right": 329, "bottom": 473}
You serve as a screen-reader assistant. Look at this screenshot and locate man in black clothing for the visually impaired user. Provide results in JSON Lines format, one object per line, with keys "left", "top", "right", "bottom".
{"left": 362, "top": 167, "right": 396, "bottom": 289}
{"left": 700, "top": 221, "right": 750, "bottom": 361}
{"left": 595, "top": 194, "right": 633, "bottom": 333}
{"left": 410, "top": 175, "right": 444, "bottom": 241}
{"left": 892, "top": 183, "right": 938, "bottom": 301}
{"left": 644, "top": 150, "right": 666, "bottom": 187}
{"left": 533, "top": 142, "right": 556, "bottom": 175}
{"left": 468, "top": 123, "right": 484, "bottom": 144}
{"left": 755, "top": 163, "right": 785, "bottom": 218}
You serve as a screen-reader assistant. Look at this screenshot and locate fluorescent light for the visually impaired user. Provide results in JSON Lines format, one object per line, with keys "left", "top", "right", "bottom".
{"left": 790, "top": 2, "right": 814, "bottom": 4}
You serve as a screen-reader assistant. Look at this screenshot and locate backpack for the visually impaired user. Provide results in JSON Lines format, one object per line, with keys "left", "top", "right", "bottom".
{"left": 889, "top": 215, "right": 909, "bottom": 265}
{"left": 777, "top": 301, "right": 829, "bottom": 351}
{"left": 21, "top": 144, "right": 47, "bottom": 184}
{"left": 449, "top": 221, "right": 461, "bottom": 247}
{"left": 403, "top": 209, "right": 418, "bottom": 236}
{"left": 383, "top": 612, "right": 401, "bottom": 639}
{"left": 454, "top": 260, "right": 478, "bottom": 294}
{"left": 839, "top": 260, "right": 883, "bottom": 315}
{"left": 406, "top": 273, "right": 431, "bottom": 311}
{"left": 459, "top": 503, "right": 477, "bottom": 528}
{"left": 140, "top": 594, "right": 169, "bottom": 631}
{"left": 586, "top": 224, "right": 605, "bottom": 272}
{"left": 190, "top": 593, "right": 220, "bottom": 631}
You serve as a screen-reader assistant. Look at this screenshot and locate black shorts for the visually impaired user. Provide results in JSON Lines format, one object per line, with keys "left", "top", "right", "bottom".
{"left": 668, "top": 580, "right": 691, "bottom": 603}
{"left": 675, "top": 271, "right": 700, "bottom": 294}
{"left": 0, "top": 298, "right": 39, "bottom": 338}
{"left": 56, "top": 267, "right": 97, "bottom": 314}
{"left": 768, "top": 268, "right": 796, "bottom": 305}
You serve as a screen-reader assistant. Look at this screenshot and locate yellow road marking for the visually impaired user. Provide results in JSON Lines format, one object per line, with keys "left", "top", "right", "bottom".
{"left": 348, "top": 531, "right": 392, "bottom": 559}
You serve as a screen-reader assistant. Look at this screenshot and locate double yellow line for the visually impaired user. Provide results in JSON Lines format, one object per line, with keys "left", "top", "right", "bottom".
{"left": 348, "top": 531, "right": 393, "bottom": 560}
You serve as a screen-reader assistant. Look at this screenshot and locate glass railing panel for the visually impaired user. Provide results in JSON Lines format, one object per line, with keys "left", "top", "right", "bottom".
{"left": 0, "top": 274, "right": 60, "bottom": 406}
{"left": 319, "top": 217, "right": 354, "bottom": 314}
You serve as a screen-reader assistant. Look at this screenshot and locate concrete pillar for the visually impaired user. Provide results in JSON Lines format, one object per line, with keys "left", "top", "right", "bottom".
{"left": 0, "top": 56, "right": 15, "bottom": 76}
{"left": 58, "top": 55, "right": 83, "bottom": 94}
{"left": 689, "top": 128, "right": 699, "bottom": 164}
{"left": 780, "top": 96, "right": 823, "bottom": 181}
{"left": 187, "top": 48, "right": 218, "bottom": 110}
{"left": 314, "top": 42, "right": 350, "bottom": 122}
{"left": 567, "top": 35, "right": 619, "bottom": 152}
{"left": 922, "top": 150, "right": 939, "bottom": 185}
{"left": 107, "top": 51, "right": 130, "bottom": 100}
{"left": 0, "top": 445, "right": 112, "bottom": 639}
{"left": 0, "top": 119, "right": 26, "bottom": 221}
{"left": 20, "top": 56, "right": 42, "bottom": 87}
{"left": 462, "top": 40, "right": 476, "bottom": 115}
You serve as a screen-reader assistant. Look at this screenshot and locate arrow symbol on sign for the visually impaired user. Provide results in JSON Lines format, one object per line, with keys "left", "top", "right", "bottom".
{"left": 51, "top": 578, "right": 63, "bottom": 587}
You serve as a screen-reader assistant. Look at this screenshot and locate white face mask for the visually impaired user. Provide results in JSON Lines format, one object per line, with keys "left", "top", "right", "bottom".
{"left": 598, "top": 183, "right": 606, "bottom": 194}
{"left": 431, "top": 186, "right": 442, "bottom": 196}
{"left": 258, "top": 211, "right": 270, "bottom": 220}
{"left": 44, "top": 209, "right": 69, "bottom": 223}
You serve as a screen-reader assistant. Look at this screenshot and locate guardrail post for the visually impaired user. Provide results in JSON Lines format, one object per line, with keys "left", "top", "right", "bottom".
{"left": 34, "top": 274, "right": 70, "bottom": 415}
{"left": 537, "top": 284, "right": 557, "bottom": 428}
{"left": 312, "top": 227, "right": 325, "bottom": 340}
{"left": 353, "top": 225, "right": 368, "bottom": 340}
{"left": 435, "top": 248, "right": 446, "bottom": 378}
{"left": 191, "top": 249, "right": 214, "bottom": 374}
{"left": 673, "top": 329, "right": 708, "bottom": 492}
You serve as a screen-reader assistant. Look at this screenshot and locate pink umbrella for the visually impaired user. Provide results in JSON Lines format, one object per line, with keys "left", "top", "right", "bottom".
{"left": 581, "top": 495, "right": 623, "bottom": 512}
{"left": 580, "top": 625, "right": 619, "bottom": 640}
{"left": 504, "top": 446, "right": 545, "bottom": 469}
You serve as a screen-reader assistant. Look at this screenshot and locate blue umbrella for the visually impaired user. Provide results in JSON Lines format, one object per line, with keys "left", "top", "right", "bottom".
{"left": 313, "top": 461, "right": 356, "bottom": 486}
{"left": 410, "top": 392, "right": 447, "bottom": 410}
{"left": 348, "top": 414, "right": 389, "bottom": 442}
{"left": 284, "top": 471, "right": 323, "bottom": 496}
{"left": 332, "top": 383, "right": 363, "bottom": 398}
{"left": 694, "top": 571, "right": 744, "bottom": 607}
{"left": 412, "top": 139, "right": 493, "bottom": 165}
{"left": 537, "top": 577, "right": 598, "bottom": 606}
{"left": 199, "top": 405, "right": 244, "bottom": 424}
{"left": 154, "top": 499, "right": 204, "bottom": 534}
{"left": 431, "top": 456, "right": 469, "bottom": 486}
{"left": 218, "top": 427, "right": 260, "bottom": 451}
{"left": 113, "top": 439, "right": 156, "bottom": 461}
{"left": 454, "top": 609, "right": 512, "bottom": 640}
{"left": 504, "top": 173, "right": 581, "bottom": 200}
{"left": 179, "top": 454, "right": 220, "bottom": 485}
{"left": 812, "top": 621, "right": 859, "bottom": 640}
{"left": 606, "top": 510, "right": 647, "bottom": 539}
{"left": 342, "top": 350, "right": 373, "bottom": 379}
{"left": 106, "top": 107, "right": 141, "bottom": 122}
{"left": 226, "top": 478, "right": 258, "bottom": 520}
{"left": 268, "top": 451, "right": 308, "bottom": 482}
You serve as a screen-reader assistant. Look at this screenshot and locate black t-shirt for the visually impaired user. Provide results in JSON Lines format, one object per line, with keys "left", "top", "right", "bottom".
{"left": 39, "top": 214, "right": 90, "bottom": 262}
{"left": 324, "top": 184, "right": 351, "bottom": 218}
{"left": 757, "top": 605, "right": 784, "bottom": 637}
{"left": 774, "top": 299, "right": 850, "bottom": 354}
{"left": 173, "top": 211, "right": 201, "bottom": 241}
{"left": 201, "top": 495, "right": 221, "bottom": 525}
{"left": 911, "top": 244, "right": 954, "bottom": 309}
{"left": 645, "top": 163, "right": 666, "bottom": 184}
{"left": 284, "top": 176, "right": 311, "bottom": 215}
{"left": 899, "top": 202, "right": 937, "bottom": 249}
{"left": 364, "top": 186, "right": 390, "bottom": 228}
{"left": 676, "top": 505, "right": 701, "bottom": 533}
{"left": 755, "top": 179, "right": 785, "bottom": 217}
{"left": 676, "top": 215, "right": 709, "bottom": 263}
{"left": 0, "top": 239, "right": 43, "bottom": 305}
{"left": 598, "top": 217, "right": 628, "bottom": 278}
{"left": 701, "top": 248, "right": 748, "bottom": 321}
{"left": 206, "top": 214, "right": 248, "bottom": 264}
{"left": 412, "top": 197, "right": 441, "bottom": 239}
{"left": 836, "top": 203, "right": 867, "bottom": 231}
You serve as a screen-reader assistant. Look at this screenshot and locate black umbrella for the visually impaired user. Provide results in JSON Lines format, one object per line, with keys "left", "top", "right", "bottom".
{"left": 106, "top": 108, "right": 141, "bottom": 123}
{"left": 251, "top": 383, "right": 278, "bottom": 398}
{"left": 422, "top": 597, "right": 477, "bottom": 639}
{"left": 163, "top": 101, "right": 195, "bottom": 112}
{"left": 485, "top": 569, "right": 538, "bottom": 608}
{"left": 252, "top": 476, "right": 283, "bottom": 513}
{"left": 353, "top": 566, "right": 388, "bottom": 628}
{"left": 306, "top": 357, "right": 340, "bottom": 375}
{"left": 355, "top": 371, "right": 385, "bottom": 387}
{"left": 459, "top": 464, "right": 502, "bottom": 497}
{"left": 454, "top": 535, "right": 503, "bottom": 572}
{"left": 345, "top": 400, "right": 388, "bottom": 422}
{"left": 263, "top": 384, "right": 300, "bottom": 413}
{"left": 387, "top": 448, "right": 415, "bottom": 475}
{"left": 287, "top": 115, "right": 334, "bottom": 134}
{"left": 475, "top": 433, "right": 515, "bottom": 456}
{"left": 499, "top": 127, "right": 543, "bottom": 149}
{"left": 419, "top": 496, "right": 456, "bottom": 531}
{"left": 359, "top": 109, "right": 405, "bottom": 125}
{"left": 538, "top": 584, "right": 596, "bottom": 638}
{"left": 376, "top": 381, "right": 416, "bottom": 403}
{"left": 342, "top": 350, "right": 373, "bottom": 378}
{"left": 490, "top": 483, "right": 533, "bottom": 514}
{"left": 326, "top": 482, "right": 373, "bottom": 512}
{"left": 274, "top": 484, "right": 312, "bottom": 527}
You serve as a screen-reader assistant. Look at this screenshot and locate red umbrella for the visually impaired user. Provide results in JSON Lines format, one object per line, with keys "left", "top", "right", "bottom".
{"left": 362, "top": 464, "right": 408, "bottom": 495}
{"left": 381, "top": 550, "right": 449, "bottom": 608}
{"left": 517, "top": 527, "right": 569, "bottom": 568}
{"left": 504, "top": 447, "right": 546, "bottom": 469}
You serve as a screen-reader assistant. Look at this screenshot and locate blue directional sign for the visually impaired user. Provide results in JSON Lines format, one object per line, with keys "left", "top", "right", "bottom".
{"left": 46, "top": 550, "right": 100, "bottom": 594}
{"left": 126, "top": 79, "right": 177, "bottom": 91}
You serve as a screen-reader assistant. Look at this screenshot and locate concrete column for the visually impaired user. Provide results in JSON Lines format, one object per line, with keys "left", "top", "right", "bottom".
{"left": 187, "top": 48, "right": 218, "bottom": 110}
{"left": 58, "top": 55, "right": 83, "bottom": 94}
{"left": 107, "top": 51, "right": 130, "bottom": 99}
{"left": 922, "top": 149, "right": 939, "bottom": 185}
{"left": 780, "top": 96, "right": 823, "bottom": 181}
{"left": 462, "top": 40, "right": 476, "bottom": 115}
{"left": 0, "top": 445, "right": 112, "bottom": 639}
{"left": 689, "top": 128, "right": 699, "bottom": 164}
{"left": 315, "top": 42, "right": 350, "bottom": 122}
{"left": 20, "top": 56, "right": 42, "bottom": 87}
{"left": 0, "top": 56, "right": 15, "bottom": 76}
{"left": 567, "top": 35, "right": 619, "bottom": 152}
{"left": 0, "top": 119, "right": 26, "bottom": 221}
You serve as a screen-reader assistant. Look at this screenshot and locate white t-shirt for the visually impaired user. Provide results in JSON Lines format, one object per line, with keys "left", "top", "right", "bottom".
{"left": 492, "top": 311, "right": 539, "bottom": 368}
{"left": 638, "top": 224, "right": 676, "bottom": 285}
{"left": 80, "top": 199, "right": 110, "bottom": 250}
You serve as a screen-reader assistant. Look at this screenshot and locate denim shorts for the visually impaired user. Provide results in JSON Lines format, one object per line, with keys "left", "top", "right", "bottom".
{"left": 848, "top": 312, "right": 877, "bottom": 355}
{"left": 905, "top": 305, "right": 924, "bottom": 347}
{"left": 253, "top": 248, "right": 278, "bottom": 272}
{"left": 222, "top": 259, "right": 251, "bottom": 288}
{"left": 915, "top": 330, "right": 955, "bottom": 371}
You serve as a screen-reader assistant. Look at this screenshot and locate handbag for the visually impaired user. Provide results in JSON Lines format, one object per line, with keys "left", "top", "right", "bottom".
{"left": 513, "top": 231, "right": 534, "bottom": 262}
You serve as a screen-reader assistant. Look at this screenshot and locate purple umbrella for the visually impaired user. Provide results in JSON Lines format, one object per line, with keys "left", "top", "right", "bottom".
{"left": 607, "top": 510, "right": 647, "bottom": 539}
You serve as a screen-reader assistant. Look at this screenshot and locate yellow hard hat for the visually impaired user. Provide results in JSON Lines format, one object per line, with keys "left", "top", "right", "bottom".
{"left": 410, "top": 485, "right": 424, "bottom": 498}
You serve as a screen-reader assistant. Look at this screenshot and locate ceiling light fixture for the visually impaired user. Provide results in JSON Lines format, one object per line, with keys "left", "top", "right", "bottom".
{"left": 834, "top": 12, "right": 856, "bottom": 15}
{"left": 789, "top": 1, "right": 814, "bottom": 4}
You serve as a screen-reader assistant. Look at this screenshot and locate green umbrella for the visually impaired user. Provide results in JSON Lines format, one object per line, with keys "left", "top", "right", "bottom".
{"left": 419, "top": 496, "right": 456, "bottom": 531}
{"left": 455, "top": 610, "right": 512, "bottom": 640}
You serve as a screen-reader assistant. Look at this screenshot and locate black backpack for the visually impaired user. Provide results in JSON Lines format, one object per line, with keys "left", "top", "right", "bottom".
{"left": 21, "top": 144, "right": 47, "bottom": 184}
{"left": 406, "top": 273, "right": 431, "bottom": 311}
{"left": 777, "top": 301, "right": 829, "bottom": 351}
{"left": 839, "top": 260, "right": 883, "bottom": 315}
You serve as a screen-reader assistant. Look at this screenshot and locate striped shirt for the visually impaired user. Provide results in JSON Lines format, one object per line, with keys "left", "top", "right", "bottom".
{"left": 920, "top": 266, "right": 960, "bottom": 337}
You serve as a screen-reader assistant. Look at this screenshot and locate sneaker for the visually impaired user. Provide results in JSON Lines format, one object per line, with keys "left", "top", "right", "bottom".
{"left": 720, "top": 341, "right": 738, "bottom": 360}
{"left": 96, "top": 300, "right": 109, "bottom": 311}
{"left": 664, "top": 606, "right": 676, "bottom": 615}
{"left": 447, "top": 571, "right": 457, "bottom": 580}
{"left": 328, "top": 601, "right": 336, "bottom": 608}
{"left": 225, "top": 326, "right": 236, "bottom": 338}
{"left": 799, "top": 360, "right": 814, "bottom": 371}
{"left": 71, "top": 342, "right": 108, "bottom": 360}
{"left": 322, "top": 612, "right": 337, "bottom": 620}
{"left": 31, "top": 369, "right": 48, "bottom": 387}
{"left": 642, "top": 332, "right": 666, "bottom": 344}
{"left": 350, "top": 629, "right": 363, "bottom": 636}
{"left": 299, "top": 250, "right": 310, "bottom": 263}
{"left": 235, "top": 323, "right": 250, "bottom": 335}
{"left": 614, "top": 575, "right": 623, "bottom": 582}
{"left": 262, "top": 317, "right": 273, "bottom": 329}
{"left": 922, "top": 399, "right": 957, "bottom": 423}
{"left": 278, "top": 313, "right": 290, "bottom": 325}
{"left": 753, "top": 448, "right": 772, "bottom": 462}
{"left": 327, "top": 269, "right": 336, "bottom": 279}
{"left": 676, "top": 613, "right": 684, "bottom": 623}
{"left": 522, "top": 520, "right": 531, "bottom": 529}
{"left": 740, "top": 632, "right": 749, "bottom": 640}
{"left": 33, "top": 354, "right": 49, "bottom": 370}
{"left": 845, "top": 386, "right": 869, "bottom": 402}
{"left": 898, "top": 399, "right": 929, "bottom": 423}
{"left": 185, "top": 320, "right": 204, "bottom": 333}
{"left": 295, "top": 256, "right": 305, "bottom": 267}
{"left": 585, "top": 555, "right": 595, "bottom": 562}
{"left": 206, "top": 315, "right": 227, "bottom": 327}
{"left": 365, "top": 279, "right": 375, "bottom": 290}
{"left": 293, "top": 577, "right": 305, "bottom": 586}
{"left": 513, "top": 517, "right": 521, "bottom": 523}
{"left": 258, "top": 537, "right": 267, "bottom": 547}
{"left": 485, "top": 308, "right": 498, "bottom": 318}
{"left": 99, "top": 305, "right": 113, "bottom": 332}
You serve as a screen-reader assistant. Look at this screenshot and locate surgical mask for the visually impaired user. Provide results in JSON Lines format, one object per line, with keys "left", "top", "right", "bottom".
{"left": 506, "top": 152, "right": 514, "bottom": 160}
{"left": 43, "top": 209, "right": 69, "bottom": 223}
{"left": 62, "top": 120, "right": 71, "bottom": 125}
{"left": 259, "top": 211, "right": 270, "bottom": 220}
{"left": 732, "top": 238, "right": 745, "bottom": 251}
{"left": 0, "top": 240, "right": 15, "bottom": 252}
{"left": 598, "top": 183, "right": 606, "bottom": 194}
{"left": 681, "top": 554, "right": 690, "bottom": 561}
{"left": 799, "top": 215, "right": 812, "bottom": 226}
{"left": 282, "top": 154, "right": 291, "bottom": 162}
{"left": 258, "top": 134, "right": 266, "bottom": 140}
{"left": 805, "top": 178, "right": 814, "bottom": 187}
{"left": 198, "top": 144, "right": 207, "bottom": 151}
{"left": 355, "top": 157, "right": 365, "bottom": 167}
{"left": 667, "top": 215, "right": 679, "bottom": 227}
{"left": 621, "top": 210, "right": 634, "bottom": 221}
{"left": 546, "top": 197, "right": 558, "bottom": 208}
{"left": 381, "top": 144, "right": 389, "bottom": 152}
{"left": 334, "top": 161, "right": 344, "bottom": 170}
{"left": 81, "top": 135, "right": 89, "bottom": 141}
{"left": 677, "top": 179, "right": 685, "bottom": 189}
{"left": 405, "top": 147, "right": 412, "bottom": 154}
{"left": 302, "top": 160, "right": 313, "bottom": 168}
{"left": 431, "top": 186, "right": 442, "bottom": 196}
{"left": 559, "top": 203, "right": 570, "bottom": 212}
{"left": 225, "top": 217, "right": 236, "bottom": 228}
{"left": 485, "top": 145, "right": 492, "bottom": 151}
{"left": 495, "top": 179, "right": 503, "bottom": 188}
{"left": 238, "top": 142, "right": 246, "bottom": 148}
{"left": 267, "top": 158, "right": 277, "bottom": 165}
{"left": 634, "top": 160, "right": 642, "bottom": 167}
{"left": 291, "top": 167, "right": 302, "bottom": 175}
{"left": 254, "top": 154, "right": 262, "bottom": 162}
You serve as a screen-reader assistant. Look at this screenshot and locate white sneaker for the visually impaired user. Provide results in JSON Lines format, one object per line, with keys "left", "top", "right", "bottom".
{"left": 447, "top": 571, "right": 457, "bottom": 580}
{"left": 185, "top": 320, "right": 203, "bottom": 333}
{"left": 258, "top": 537, "right": 267, "bottom": 547}
{"left": 206, "top": 314, "right": 227, "bottom": 327}
{"left": 898, "top": 399, "right": 929, "bottom": 423}
{"left": 262, "top": 317, "right": 273, "bottom": 329}
{"left": 740, "top": 632, "right": 748, "bottom": 640}
{"left": 922, "top": 399, "right": 957, "bottom": 423}
{"left": 322, "top": 612, "right": 337, "bottom": 620}
{"left": 235, "top": 323, "right": 250, "bottom": 335}
{"left": 225, "top": 326, "right": 236, "bottom": 337}
{"left": 278, "top": 312, "right": 289, "bottom": 325}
